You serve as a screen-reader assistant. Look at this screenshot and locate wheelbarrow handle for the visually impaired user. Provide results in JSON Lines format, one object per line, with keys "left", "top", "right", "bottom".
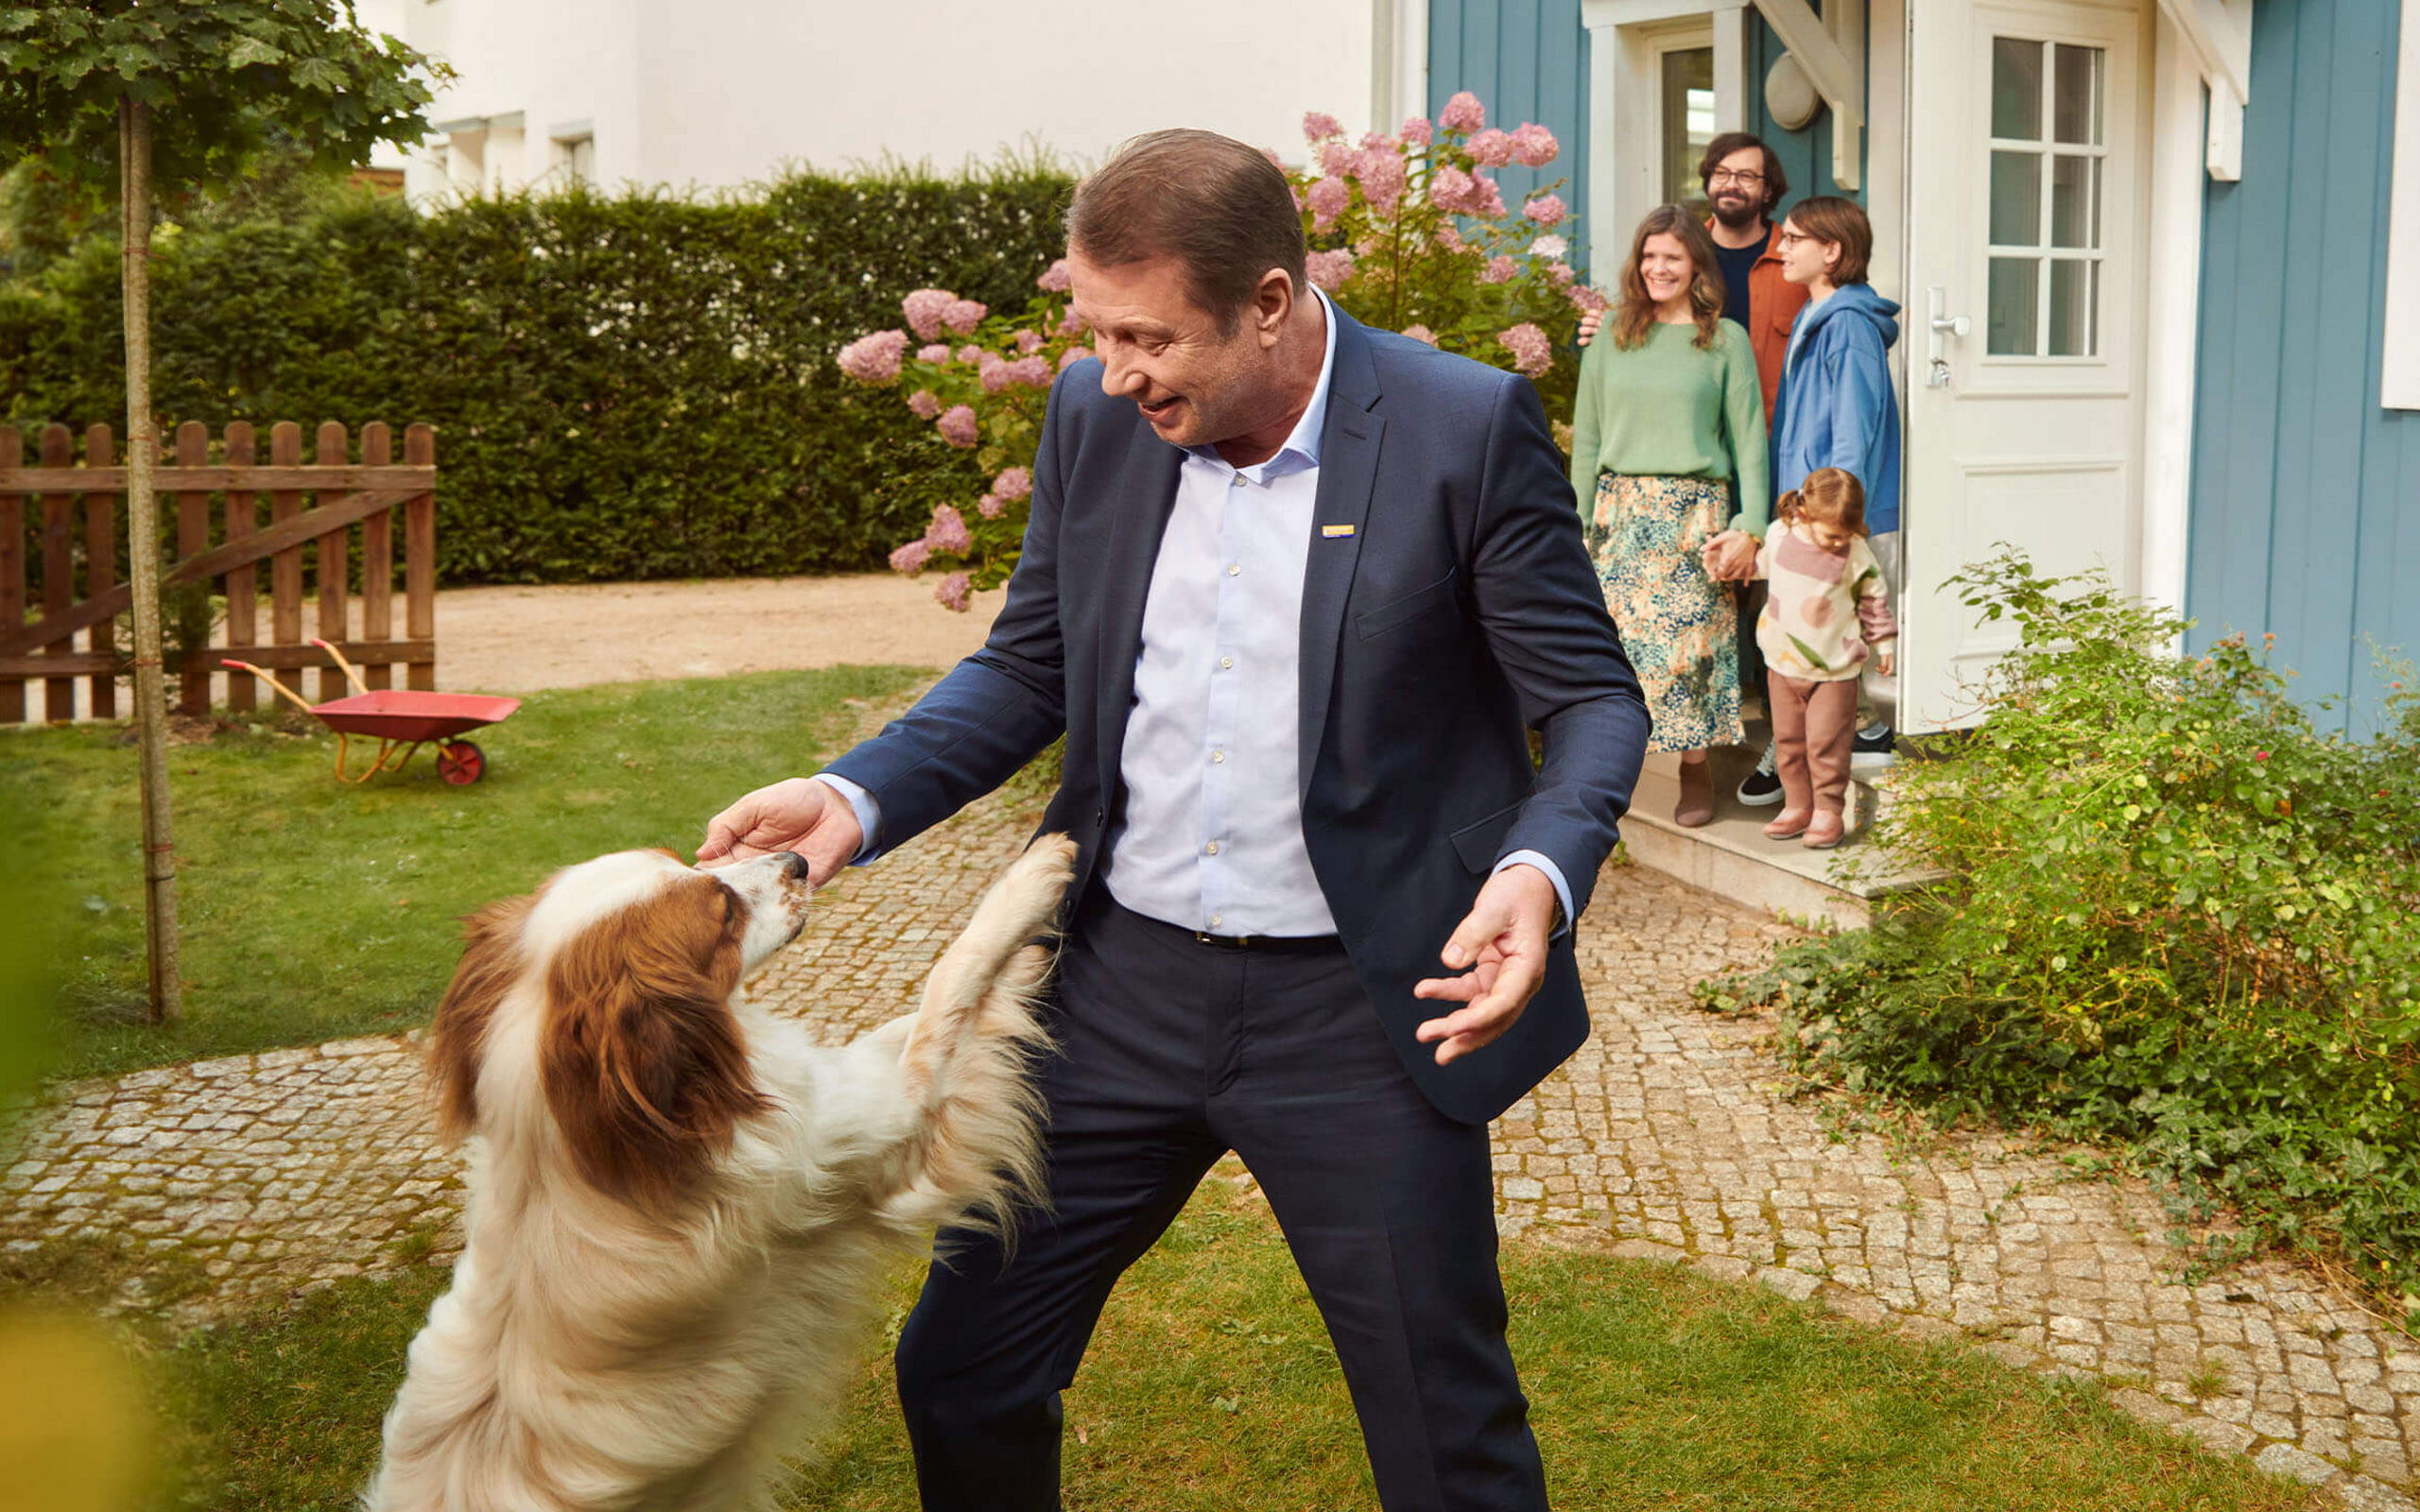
{"left": 309, "top": 637, "right": 372, "bottom": 698}
{"left": 220, "top": 660, "right": 320, "bottom": 717}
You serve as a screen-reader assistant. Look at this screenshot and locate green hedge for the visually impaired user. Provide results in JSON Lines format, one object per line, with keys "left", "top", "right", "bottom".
{"left": 0, "top": 165, "right": 1073, "bottom": 584}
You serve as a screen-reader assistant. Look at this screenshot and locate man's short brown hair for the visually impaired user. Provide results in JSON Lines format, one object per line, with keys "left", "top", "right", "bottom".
{"left": 1065, "top": 129, "right": 1308, "bottom": 335}
{"left": 1784, "top": 195, "right": 1874, "bottom": 285}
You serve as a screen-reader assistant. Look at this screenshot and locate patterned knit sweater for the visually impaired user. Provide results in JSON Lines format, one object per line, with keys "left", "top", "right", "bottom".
{"left": 1753, "top": 525, "right": 1899, "bottom": 682}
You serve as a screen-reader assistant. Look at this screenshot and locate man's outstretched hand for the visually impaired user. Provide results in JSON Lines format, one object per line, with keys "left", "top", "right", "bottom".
{"left": 698, "top": 777, "right": 863, "bottom": 885}
{"left": 1412, "top": 863, "right": 1559, "bottom": 1066}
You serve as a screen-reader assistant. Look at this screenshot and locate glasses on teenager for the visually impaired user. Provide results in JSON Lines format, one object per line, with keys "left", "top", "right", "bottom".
{"left": 1708, "top": 169, "right": 1766, "bottom": 187}
{"left": 1775, "top": 231, "right": 1813, "bottom": 246}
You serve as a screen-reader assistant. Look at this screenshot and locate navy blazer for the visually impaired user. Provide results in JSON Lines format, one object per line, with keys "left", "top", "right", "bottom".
{"left": 827, "top": 306, "right": 1650, "bottom": 1125}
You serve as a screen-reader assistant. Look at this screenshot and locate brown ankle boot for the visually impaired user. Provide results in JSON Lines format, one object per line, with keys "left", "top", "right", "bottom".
{"left": 1674, "top": 759, "right": 1714, "bottom": 827}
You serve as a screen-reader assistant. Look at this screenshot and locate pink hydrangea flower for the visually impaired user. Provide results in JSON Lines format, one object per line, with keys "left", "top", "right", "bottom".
{"left": 1402, "top": 324, "right": 1438, "bottom": 346}
{"left": 1524, "top": 193, "right": 1567, "bottom": 228}
{"left": 1303, "top": 111, "right": 1344, "bottom": 141}
{"left": 902, "top": 289, "right": 957, "bottom": 341}
{"left": 1567, "top": 283, "right": 1610, "bottom": 314}
{"left": 925, "top": 504, "right": 973, "bottom": 555}
{"left": 1305, "top": 249, "right": 1357, "bottom": 293}
{"left": 1014, "top": 328, "right": 1046, "bottom": 354}
{"left": 890, "top": 539, "right": 932, "bottom": 575}
{"left": 1468, "top": 129, "right": 1514, "bottom": 167}
{"left": 917, "top": 342, "right": 953, "bottom": 365}
{"left": 942, "top": 298, "right": 988, "bottom": 335}
{"left": 1497, "top": 322, "right": 1552, "bottom": 377}
{"left": 1036, "top": 258, "right": 1072, "bottom": 292}
{"left": 1439, "top": 91, "right": 1486, "bottom": 132}
{"left": 1545, "top": 260, "right": 1577, "bottom": 286}
{"left": 835, "top": 329, "right": 908, "bottom": 384}
{"left": 907, "top": 388, "right": 942, "bottom": 420}
{"left": 1530, "top": 233, "right": 1569, "bottom": 259}
{"left": 1002, "top": 354, "right": 1051, "bottom": 389}
{"left": 1306, "top": 175, "right": 1351, "bottom": 231}
{"left": 978, "top": 353, "right": 1013, "bottom": 393}
{"left": 993, "top": 465, "right": 1032, "bottom": 502}
{"left": 1058, "top": 346, "right": 1089, "bottom": 370}
{"left": 1479, "top": 255, "right": 1517, "bottom": 284}
{"left": 1401, "top": 115, "right": 1434, "bottom": 146}
{"left": 957, "top": 343, "right": 983, "bottom": 365}
{"left": 1510, "top": 122, "right": 1559, "bottom": 167}
{"left": 1059, "top": 305, "right": 1085, "bottom": 336}
{"left": 1429, "top": 165, "right": 1476, "bottom": 212}
{"left": 1435, "top": 222, "right": 1466, "bottom": 253}
{"left": 936, "top": 404, "right": 978, "bottom": 448}
{"left": 934, "top": 571, "right": 973, "bottom": 612}
{"left": 977, "top": 492, "right": 1005, "bottom": 519}
{"left": 1465, "top": 173, "right": 1506, "bottom": 217}
{"left": 1352, "top": 147, "right": 1407, "bottom": 215}
{"left": 1319, "top": 141, "right": 1355, "bottom": 179}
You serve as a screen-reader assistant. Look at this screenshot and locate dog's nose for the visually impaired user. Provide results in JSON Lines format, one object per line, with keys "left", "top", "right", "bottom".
{"left": 778, "top": 850, "right": 810, "bottom": 880}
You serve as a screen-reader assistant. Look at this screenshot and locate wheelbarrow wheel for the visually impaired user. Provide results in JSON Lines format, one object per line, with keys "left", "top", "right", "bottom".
{"left": 437, "top": 740, "right": 486, "bottom": 786}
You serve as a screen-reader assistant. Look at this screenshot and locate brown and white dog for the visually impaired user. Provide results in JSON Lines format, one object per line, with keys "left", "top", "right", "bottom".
{"left": 365, "top": 835, "right": 1076, "bottom": 1512}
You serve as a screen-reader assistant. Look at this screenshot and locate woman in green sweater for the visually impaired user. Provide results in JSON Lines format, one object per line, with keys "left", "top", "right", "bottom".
{"left": 1569, "top": 205, "right": 1770, "bottom": 826}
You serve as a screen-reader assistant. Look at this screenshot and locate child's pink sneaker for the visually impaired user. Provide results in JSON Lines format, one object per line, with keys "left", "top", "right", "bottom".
{"left": 1802, "top": 811, "right": 1846, "bottom": 849}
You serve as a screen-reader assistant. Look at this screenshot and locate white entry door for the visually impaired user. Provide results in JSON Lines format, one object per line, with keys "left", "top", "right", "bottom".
{"left": 1902, "top": 0, "right": 2152, "bottom": 730}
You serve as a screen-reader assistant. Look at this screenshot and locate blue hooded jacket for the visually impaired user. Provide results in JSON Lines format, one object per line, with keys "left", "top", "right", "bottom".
{"left": 1770, "top": 284, "right": 1902, "bottom": 534}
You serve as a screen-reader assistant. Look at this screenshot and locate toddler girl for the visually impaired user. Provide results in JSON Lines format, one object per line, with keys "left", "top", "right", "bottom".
{"left": 1727, "top": 467, "right": 1896, "bottom": 849}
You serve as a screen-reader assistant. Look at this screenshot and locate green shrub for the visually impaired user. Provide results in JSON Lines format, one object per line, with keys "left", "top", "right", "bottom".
{"left": 0, "top": 162, "right": 1075, "bottom": 585}
{"left": 1703, "top": 552, "right": 2420, "bottom": 1304}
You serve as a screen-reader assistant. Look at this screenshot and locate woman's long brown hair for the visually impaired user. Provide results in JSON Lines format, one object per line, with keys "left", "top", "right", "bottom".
{"left": 1612, "top": 205, "right": 1727, "bottom": 352}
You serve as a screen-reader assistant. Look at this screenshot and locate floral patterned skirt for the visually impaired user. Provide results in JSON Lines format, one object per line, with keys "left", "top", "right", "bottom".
{"left": 1592, "top": 472, "right": 1743, "bottom": 752}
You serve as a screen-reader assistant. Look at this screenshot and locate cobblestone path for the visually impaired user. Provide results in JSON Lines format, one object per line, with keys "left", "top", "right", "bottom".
{"left": 5, "top": 777, "right": 2415, "bottom": 1508}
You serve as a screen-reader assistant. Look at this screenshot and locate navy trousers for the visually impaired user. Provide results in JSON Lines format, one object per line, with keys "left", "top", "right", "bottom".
{"left": 894, "top": 889, "right": 1549, "bottom": 1511}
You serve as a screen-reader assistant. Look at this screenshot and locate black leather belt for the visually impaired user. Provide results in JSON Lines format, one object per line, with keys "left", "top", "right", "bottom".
{"left": 1103, "top": 898, "right": 1340, "bottom": 954}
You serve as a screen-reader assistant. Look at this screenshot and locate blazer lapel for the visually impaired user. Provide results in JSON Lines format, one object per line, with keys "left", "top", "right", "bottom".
{"left": 1095, "top": 425, "right": 1184, "bottom": 803}
{"left": 1298, "top": 313, "right": 1385, "bottom": 799}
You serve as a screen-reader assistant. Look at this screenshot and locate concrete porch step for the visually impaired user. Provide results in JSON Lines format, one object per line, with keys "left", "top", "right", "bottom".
{"left": 1620, "top": 744, "right": 1941, "bottom": 930}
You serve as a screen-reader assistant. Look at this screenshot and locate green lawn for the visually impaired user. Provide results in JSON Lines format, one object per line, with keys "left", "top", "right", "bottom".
{"left": 17, "top": 1186, "right": 2316, "bottom": 1512}
{"left": 0, "top": 667, "right": 928, "bottom": 1080}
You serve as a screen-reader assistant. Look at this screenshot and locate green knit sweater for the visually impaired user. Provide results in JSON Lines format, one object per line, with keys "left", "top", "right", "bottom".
{"left": 1567, "top": 318, "right": 1772, "bottom": 535}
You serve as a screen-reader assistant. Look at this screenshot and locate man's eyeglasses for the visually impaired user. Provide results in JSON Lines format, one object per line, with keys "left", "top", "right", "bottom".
{"left": 1708, "top": 169, "right": 1766, "bottom": 188}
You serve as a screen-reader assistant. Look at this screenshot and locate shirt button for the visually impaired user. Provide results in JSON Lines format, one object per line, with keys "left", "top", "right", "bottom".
{"left": 1228, "top": 562, "right": 1241, "bottom": 576}
{"left": 1204, "top": 841, "right": 1219, "bottom": 855}
{"left": 1210, "top": 913, "right": 1224, "bottom": 927}
{"left": 1211, "top": 749, "right": 1225, "bottom": 764}
{"left": 1219, "top": 656, "right": 1234, "bottom": 670}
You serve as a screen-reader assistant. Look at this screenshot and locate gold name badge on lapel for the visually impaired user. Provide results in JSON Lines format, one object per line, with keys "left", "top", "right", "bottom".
{"left": 1321, "top": 524, "right": 1356, "bottom": 538}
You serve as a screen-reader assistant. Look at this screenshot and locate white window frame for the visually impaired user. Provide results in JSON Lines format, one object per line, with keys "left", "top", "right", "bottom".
{"left": 2383, "top": 0, "right": 2420, "bottom": 410}
{"left": 1582, "top": 0, "right": 1751, "bottom": 254}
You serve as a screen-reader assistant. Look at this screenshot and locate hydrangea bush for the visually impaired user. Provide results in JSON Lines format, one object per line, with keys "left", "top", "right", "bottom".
{"left": 837, "top": 92, "right": 1598, "bottom": 609}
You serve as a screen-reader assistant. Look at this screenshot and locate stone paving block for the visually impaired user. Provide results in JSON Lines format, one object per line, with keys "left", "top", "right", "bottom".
{"left": 2254, "top": 1442, "right": 2342, "bottom": 1486}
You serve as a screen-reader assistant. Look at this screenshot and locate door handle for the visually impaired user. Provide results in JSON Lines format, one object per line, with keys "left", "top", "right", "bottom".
{"left": 1925, "top": 287, "right": 1968, "bottom": 388}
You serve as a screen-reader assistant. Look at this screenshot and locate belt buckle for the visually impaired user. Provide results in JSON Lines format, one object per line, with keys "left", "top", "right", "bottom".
{"left": 1192, "top": 929, "right": 1250, "bottom": 948}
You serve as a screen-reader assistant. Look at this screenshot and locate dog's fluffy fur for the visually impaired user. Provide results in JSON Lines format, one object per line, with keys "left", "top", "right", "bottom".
{"left": 364, "top": 835, "right": 1076, "bottom": 1512}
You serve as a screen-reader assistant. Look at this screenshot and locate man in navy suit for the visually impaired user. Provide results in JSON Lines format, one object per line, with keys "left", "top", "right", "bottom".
{"left": 702, "top": 129, "right": 1648, "bottom": 1511}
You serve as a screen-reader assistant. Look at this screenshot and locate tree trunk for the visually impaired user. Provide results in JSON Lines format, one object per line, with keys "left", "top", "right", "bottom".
{"left": 120, "top": 95, "right": 181, "bottom": 1023}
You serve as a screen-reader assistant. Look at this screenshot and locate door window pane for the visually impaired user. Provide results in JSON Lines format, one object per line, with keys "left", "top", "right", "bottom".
{"left": 1992, "top": 152, "right": 2043, "bottom": 245}
{"left": 1989, "top": 258, "right": 2041, "bottom": 355}
{"left": 2053, "top": 44, "right": 2103, "bottom": 145}
{"left": 1662, "top": 47, "right": 1717, "bottom": 208}
{"left": 2048, "top": 259, "right": 2097, "bottom": 356}
{"left": 2049, "top": 155, "right": 2096, "bottom": 248}
{"left": 1992, "top": 39, "right": 2045, "bottom": 139}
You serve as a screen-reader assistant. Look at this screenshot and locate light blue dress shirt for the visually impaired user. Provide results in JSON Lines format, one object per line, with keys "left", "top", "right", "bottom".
{"left": 817, "top": 289, "right": 1570, "bottom": 937}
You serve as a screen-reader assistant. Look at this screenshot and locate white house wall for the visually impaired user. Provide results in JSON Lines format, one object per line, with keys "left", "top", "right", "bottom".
{"left": 405, "top": 0, "right": 1379, "bottom": 201}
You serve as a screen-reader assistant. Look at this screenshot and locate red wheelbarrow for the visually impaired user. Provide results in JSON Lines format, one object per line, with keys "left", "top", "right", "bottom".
{"left": 223, "top": 640, "right": 522, "bottom": 785}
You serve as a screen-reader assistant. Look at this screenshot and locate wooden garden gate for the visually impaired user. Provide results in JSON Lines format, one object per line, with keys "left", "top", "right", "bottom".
{"left": 0, "top": 421, "right": 437, "bottom": 724}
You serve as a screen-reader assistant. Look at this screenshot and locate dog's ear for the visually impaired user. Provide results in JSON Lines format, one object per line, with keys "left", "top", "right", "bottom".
{"left": 540, "top": 873, "right": 772, "bottom": 1211}
{"left": 426, "top": 894, "right": 536, "bottom": 1146}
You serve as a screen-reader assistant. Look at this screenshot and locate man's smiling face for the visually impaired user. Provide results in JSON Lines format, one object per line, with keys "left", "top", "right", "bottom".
{"left": 1067, "top": 250, "right": 1282, "bottom": 452}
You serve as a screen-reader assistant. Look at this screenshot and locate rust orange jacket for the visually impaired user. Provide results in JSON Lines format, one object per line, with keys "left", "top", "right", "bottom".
{"left": 1726, "top": 219, "right": 1810, "bottom": 423}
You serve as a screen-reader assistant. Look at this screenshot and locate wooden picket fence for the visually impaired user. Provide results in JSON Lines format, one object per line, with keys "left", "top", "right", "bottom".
{"left": 0, "top": 421, "right": 437, "bottom": 724}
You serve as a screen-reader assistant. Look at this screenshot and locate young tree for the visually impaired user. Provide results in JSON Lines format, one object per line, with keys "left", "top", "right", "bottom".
{"left": 0, "top": 1, "right": 443, "bottom": 1021}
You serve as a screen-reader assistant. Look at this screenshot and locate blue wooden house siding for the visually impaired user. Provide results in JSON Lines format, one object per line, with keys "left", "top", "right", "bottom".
{"left": 2188, "top": 0, "right": 2418, "bottom": 730}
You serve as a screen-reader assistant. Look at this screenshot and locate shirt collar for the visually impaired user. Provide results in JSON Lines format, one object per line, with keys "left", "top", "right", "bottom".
{"left": 1185, "top": 285, "right": 1340, "bottom": 484}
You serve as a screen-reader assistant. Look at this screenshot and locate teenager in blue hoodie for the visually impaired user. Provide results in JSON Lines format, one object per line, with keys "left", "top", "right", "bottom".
{"left": 1706, "top": 194, "right": 1904, "bottom": 801}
